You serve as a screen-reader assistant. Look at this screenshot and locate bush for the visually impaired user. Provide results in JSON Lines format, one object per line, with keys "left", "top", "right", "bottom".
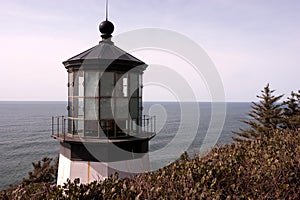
{"left": 54, "top": 130, "right": 300, "bottom": 199}
{"left": 3, "top": 130, "right": 299, "bottom": 199}
{"left": 22, "top": 157, "right": 58, "bottom": 185}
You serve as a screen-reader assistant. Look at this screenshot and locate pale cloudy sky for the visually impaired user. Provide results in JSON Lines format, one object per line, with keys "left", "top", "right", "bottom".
{"left": 0, "top": 0, "right": 299, "bottom": 102}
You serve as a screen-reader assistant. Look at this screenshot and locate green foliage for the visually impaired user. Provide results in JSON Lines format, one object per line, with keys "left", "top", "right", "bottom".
{"left": 233, "top": 83, "right": 284, "bottom": 141}
{"left": 0, "top": 157, "right": 58, "bottom": 200}
{"left": 2, "top": 130, "right": 300, "bottom": 199}
{"left": 22, "top": 157, "right": 58, "bottom": 185}
{"left": 282, "top": 90, "right": 300, "bottom": 130}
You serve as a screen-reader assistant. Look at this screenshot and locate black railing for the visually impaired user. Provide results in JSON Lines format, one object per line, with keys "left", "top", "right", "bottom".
{"left": 142, "top": 115, "right": 156, "bottom": 134}
{"left": 51, "top": 115, "right": 156, "bottom": 141}
{"left": 51, "top": 116, "right": 67, "bottom": 140}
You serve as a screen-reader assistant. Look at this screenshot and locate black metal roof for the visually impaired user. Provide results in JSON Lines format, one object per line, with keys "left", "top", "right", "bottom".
{"left": 63, "top": 40, "right": 146, "bottom": 71}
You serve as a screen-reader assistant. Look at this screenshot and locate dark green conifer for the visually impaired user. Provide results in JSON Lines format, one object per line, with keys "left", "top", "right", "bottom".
{"left": 22, "top": 157, "right": 58, "bottom": 184}
{"left": 282, "top": 90, "right": 300, "bottom": 130}
{"left": 233, "top": 84, "right": 283, "bottom": 141}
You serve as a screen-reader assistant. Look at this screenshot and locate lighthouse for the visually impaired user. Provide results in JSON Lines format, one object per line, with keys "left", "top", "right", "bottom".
{"left": 52, "top": 16, "right": 156, "bottom": 185}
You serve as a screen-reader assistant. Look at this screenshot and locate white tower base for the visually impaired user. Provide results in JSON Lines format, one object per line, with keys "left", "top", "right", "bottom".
{"left": 57, "top": 153, "right": 150, "bottom": 186}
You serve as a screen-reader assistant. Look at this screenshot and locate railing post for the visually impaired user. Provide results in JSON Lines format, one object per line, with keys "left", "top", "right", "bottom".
{"left": 147, "top": 118, "right": 149, "bottom": 133}
{"left": 51, "top": 116, "right": 54, "bottom": 136}
{"left": 151, "top": 116, "right": 154, "bottom": 133}
{"left": 150, "top": 116, "right": 152, "bottom": 133}
{"left": 142, "top": 115, "right": 145, "bottom": 133}
{"left": 62, "top": 116, "right": 65, "bottom": 141}
{"left": 57, "top": 117, "right": 59, "bottom": 138}
{"left": 154, "top": 116, "right": 156, "bottom": 133}
{"left": 152, "top": 116, "right": 154, "bottom": 133}
{"left": 64, "top": 117, "right": 66, "bottom": 140}
{"left": 153, "top": 116, "right": 155, "bottom": 132}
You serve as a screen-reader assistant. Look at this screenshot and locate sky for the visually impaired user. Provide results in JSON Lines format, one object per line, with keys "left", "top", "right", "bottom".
{"left": 0, "top": 0, "right": 299, "bottom": 102}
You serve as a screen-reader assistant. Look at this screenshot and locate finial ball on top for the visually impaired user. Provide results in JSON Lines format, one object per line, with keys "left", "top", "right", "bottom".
{"left": 99, "top": 20, "right": 114, "bottom": 39}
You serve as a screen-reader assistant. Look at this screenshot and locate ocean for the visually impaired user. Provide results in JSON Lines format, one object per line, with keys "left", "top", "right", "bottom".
{"left": 0, "top": 101, "right": 250, "bottom": 190}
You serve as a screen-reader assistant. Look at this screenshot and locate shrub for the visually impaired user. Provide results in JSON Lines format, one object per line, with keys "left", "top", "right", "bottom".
{"left": 2, "top": 130, "right": 300, "bottom": 199}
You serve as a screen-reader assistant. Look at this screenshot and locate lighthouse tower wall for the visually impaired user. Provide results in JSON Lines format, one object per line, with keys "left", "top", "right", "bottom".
{"left": 56, "top": 141, "right": 151, "bottom": 185}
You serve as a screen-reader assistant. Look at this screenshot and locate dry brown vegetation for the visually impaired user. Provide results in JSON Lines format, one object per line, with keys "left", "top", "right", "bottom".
{"left": 2, "top": 129, "right": 300, "bottom": 199}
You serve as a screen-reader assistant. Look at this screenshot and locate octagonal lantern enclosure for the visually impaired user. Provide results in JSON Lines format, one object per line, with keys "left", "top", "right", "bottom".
{"left": 60, "top": 39, "right": 153, "bottom": 140}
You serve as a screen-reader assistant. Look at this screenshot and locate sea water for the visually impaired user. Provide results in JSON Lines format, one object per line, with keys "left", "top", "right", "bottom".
{"left": 0, "top": 101, "right": 250, "bottom": 190}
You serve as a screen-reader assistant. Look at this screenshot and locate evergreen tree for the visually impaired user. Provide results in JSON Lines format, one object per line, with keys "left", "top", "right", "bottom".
{"left": 282, "top": 90, "right": 300, "bottom": 130}
{"left": 22, "top": 157, "right": 58, "bottom": 185}
{"left": 233, "top": 84, "right": 283, "bottom": 141}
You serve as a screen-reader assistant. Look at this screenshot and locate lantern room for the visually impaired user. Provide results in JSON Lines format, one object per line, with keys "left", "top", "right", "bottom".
{"left": 66, "top": 65, "right": 143, "bottom": 139}
{"left": 53, "top": 20, "right": 155, "bottom": 141}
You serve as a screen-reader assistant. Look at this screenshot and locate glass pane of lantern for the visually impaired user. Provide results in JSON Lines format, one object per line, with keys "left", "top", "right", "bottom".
{"left": 78, "top": 98, "right": 84, "bottom": 118}
{"left": 73, "top": 71, "right": 78, "bottom": 96}
{"left": 68, "top": 119, "right": 73, "bottom": 134}
{"left": 131, "top": 119, "right": 137, "bottom": 133}
{"left": 74, "top": 120, "right": 83, "bottom": 136}
{"left": 73, "top": 98, "right": 84, "bottom": 119}
{"left": 116, "top": 119, "right": 128, "bottom": 136}
{"left": 123, "top": 77, "right": 128, "bottom": 97}
{"left": 129, "top": 73, "right": 138, "bottom": 97}
{"left": 115, "top": 74, "right": 128, "bottom": 97}
{"left": 100, "top": 72, "right": 114, "bottom": 97}
{"left": 84, "top": 120, "right": 98, "bottom": 137}
{"left": 100, "top": 98, "right": 114, "bottom": 119}
{"left": 68, "top": 98, "right": 73, "bottom": 118}
{"left": 99, "top": 120, "right": 107, "bottom": 136}
{"left": 85, "top": 98, "right": 98, "bottom": 119}
{"left": 68, "top": 73, "right": 73, "bottom": 97}
{"left": 139, "top": 97, "right": 142, "bottom": 125}
{"left": 74, "top": 71, "right": 84, "bottom": 97}
{"left": 73, "top": 98, "right": 78, "bottom": 118}
{"left": 116, "top": 98, "right": 128, "bottom": 119}
{"left": 129, "top": 97, "right": 138, "bottom": 119}
{"left": 100, "top": 120, "right": 115, "bottom": 138}
{"left": 139, "top": 74, "right": 143, "bottom": 97}
{"left": 85, "top": 71, "right": 99, "bottom": 97}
